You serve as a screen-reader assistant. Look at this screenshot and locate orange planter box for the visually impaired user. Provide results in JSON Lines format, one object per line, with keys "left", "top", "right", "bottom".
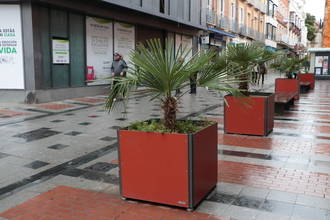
{"left": 224, "top": 93, "right": 274, "bottom": 136}
{"left": 298, "top": 73, "right": 315, "bottom": 89}
{"left": 118, "top": 121, "right": 218, "bottom": 210}
{"left": 275, "top": 78, "right": 300, "bottom": 100}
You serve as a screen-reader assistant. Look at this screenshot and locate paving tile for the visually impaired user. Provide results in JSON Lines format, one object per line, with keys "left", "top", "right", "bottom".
{"left": 99, "top": 136, "right": 117, "bottom": 142}
{"left": 256, "top": 212, "right": 290, "bottom": 220}
{"left": 78, "top": 122, "right": 91, "bottom": 126}
{"left": 24, "top": 160, "right": 50, "bottom": 169}
{"left": 267, "top": 190, "right": 297, "bottom": 203}
{"left": 47, "top": 144, "right": 69, "bottom": 150}
{"left": 232, "top": 196, "right": 264, "bottom": 209}
{"left": 224, "top": 205, "right": 262, "bottom": 220}
{"left": 64, "top": 131, "right": 82, "bottom": 136}
{"left": 0, "top": 153, "right": 9, "bottom": 159}
{"left": 296, "top": 194, "right": 330, "bottom": 210}
{"left": 291, "top": 205, "right": 328, "bottom": 220}
{"left": 85, "top": 162, "right": 117, "bottom": 173}
{"left": 216, "top": 182, "right": 243, "bottom": 195}
{"left": 13, "top": 128, "right": 61, "bottom": 142}
{"left": 239, "top": 186, "right": 270, "bottom": 199}
{"left": 50, "top": 119, "right": 64, "bottom": 123}
{"left": 260, "top": 200, "right": 294, "bottom": 216}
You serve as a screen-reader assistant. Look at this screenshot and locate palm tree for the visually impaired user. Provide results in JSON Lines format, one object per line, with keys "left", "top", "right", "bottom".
{"left": 270, "top": 56, "right": 304, "bottom": 78}
{"left": 105, "top": 39, "right": 244, "bottom": 131}
{"left": 224, "top": 43, "right": 278, "bottom": 95}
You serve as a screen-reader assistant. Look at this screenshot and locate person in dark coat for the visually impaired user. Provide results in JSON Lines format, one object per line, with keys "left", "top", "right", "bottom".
{"left": 257, "top": 63, "right": 267, "bottom": 85}
{"left": 111, "top": 52, "right": 128, "bottom": 98}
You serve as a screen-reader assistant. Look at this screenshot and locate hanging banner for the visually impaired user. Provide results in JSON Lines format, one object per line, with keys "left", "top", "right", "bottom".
{"left": 86, "top": 16, "right": 113, "bottom": 85}
{"left": 52, "top": 39, "right": 70, "bottom": 64}
{"left": 114, "top": 22, "right": 135, "bottom": 66}
{"left": 0, "top": 5, "right": 24, "bottom": 89}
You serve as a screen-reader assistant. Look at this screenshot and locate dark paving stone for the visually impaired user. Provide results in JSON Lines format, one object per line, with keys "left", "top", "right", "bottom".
{"left": 0, "top": 153, "right": 9, "bottom": 159}
{"left": 116, "top": 118, "right": 127, "bottom": 121}
{"left": 150, "top": 114, "right": 160, "bottom": 117}
{"left": 314, "top": 160, "right": 330, "bottom": 167}
{"left": 64, "top": 113, "right": 75, "bottom": 116}
{"left": 232, "top": 196, "right": 264, "bottom": 209}
{"left": 100, "top": 136, "right": 117, "bottom": 142}
{"left": 260, "top": 200, "right": 294, "bottom": 215}
{"left": 65, "top": 131, "right": 82, "bottom": 136}
{"left": 207, "top": 193, "right": 237, "bottom": 204}
{"left": 24, "top": 160, "right": 49, "bottom": 169}
{"left": 88, "top": 115, "right": 100, "bottom": 118}
{"left": 61, "top": 168, "right": 87, "bottom": 177}
{"left": 50, "top": 120, "right": 64, "bottom": 123}
{"left": 110, "top": 126, "right": 121, "bottom": 130}
{"left": 79, "top": 122, "right": 91, "bottom": 126}
{"left": 151, "top": 108, "right": 160, "bottom": 111}
{"left": 82, "top": 170, "right": 119, "bottom": 184}
{"left": 206, "top": 113, "right": 222, "bottom": 116}
{"left": 13, "top": 128, "right": 61, "bottom": 142}
{"left": 121, "top": 111, "right": 130, "bottom": 114}
{"left": 85, "top": 162, "right": 117, "bottom": 173}
{"left": 48, "top": 144, "right": 69, "bottom": 150}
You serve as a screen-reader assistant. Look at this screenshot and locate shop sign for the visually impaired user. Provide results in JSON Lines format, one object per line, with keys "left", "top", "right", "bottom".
{"left": 52, "top": 39, "right": 70, "bottom": 64}
{"left": 86, "top": 16, "right": 113, "bottom": 85}
{"left": 0, "top": 5, "right": 24, "bottom": 89}
{"left": 114, "top": 22, "right": 135, "bottom": 66}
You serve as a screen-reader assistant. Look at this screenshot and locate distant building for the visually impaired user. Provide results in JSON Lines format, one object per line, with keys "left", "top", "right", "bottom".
{"left": 323, "top": 0, "right": 330, "bottom": 47}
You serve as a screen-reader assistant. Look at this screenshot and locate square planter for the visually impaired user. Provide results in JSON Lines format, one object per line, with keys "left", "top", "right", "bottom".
{"left": 275, "top": 78, "right": 300, "bottom": 100}
{"left": 298, "top": 73, "right": 315, "bottom": 89}
{"left": 224, "top": 93, "right": 274, "bottom": 136}
{"left": 118, "top": 121, "right": 218, "bottom": 210}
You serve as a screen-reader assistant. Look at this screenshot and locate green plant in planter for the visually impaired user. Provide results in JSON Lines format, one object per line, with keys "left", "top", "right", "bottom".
{"left": 270, "top": 56, "right": 305, "bottom": 79}
{"left": 223, "top": 43, "right": 279, "bottom": 95}
{"left": 105, "top": 38, "right": 245, "bottom": 132}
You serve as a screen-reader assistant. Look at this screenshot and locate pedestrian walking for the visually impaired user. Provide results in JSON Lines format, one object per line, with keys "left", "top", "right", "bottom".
{"left": 257, "top": 63, "right": 267, "bottom": 85}
{"left": 190, "top": 72, "right": 197, "bottom": 94}
{"left": 111, "top": 52, "right": 128, "bottom": 99}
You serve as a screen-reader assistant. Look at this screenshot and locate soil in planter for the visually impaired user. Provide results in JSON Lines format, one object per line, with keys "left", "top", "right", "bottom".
{"left": 125, "top": 120, "right": 214, "bottom": 134}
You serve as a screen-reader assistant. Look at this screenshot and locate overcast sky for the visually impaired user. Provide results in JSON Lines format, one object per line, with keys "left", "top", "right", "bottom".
{"left": 305, "top": 0, "right": 326, "bottom": 21}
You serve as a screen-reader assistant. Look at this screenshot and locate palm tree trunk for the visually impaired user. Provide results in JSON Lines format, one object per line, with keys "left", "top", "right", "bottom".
{"left": 162, "top": 96, "right": 177, "bottom": 131}
{"left": 238, "top": 74, "right": 249, "bottom": 96}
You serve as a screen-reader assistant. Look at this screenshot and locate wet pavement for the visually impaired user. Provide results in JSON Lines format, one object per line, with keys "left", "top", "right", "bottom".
{"left": 0, "top": 74, "right": 330, "bottom": 220}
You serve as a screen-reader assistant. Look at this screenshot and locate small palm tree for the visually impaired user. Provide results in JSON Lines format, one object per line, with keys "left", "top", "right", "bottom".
{"left": 224, "top": 43, "right": 278, "bottom": 95}
{"left": 105, "top": 39, "right": 244, "bottom": 131}
{"left": 270, "top": 56, "right": 304, "bottom": 78}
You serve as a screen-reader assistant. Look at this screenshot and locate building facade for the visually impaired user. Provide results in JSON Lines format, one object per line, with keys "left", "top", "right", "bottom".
{"left": 323, "top": 0, "right": 330, "bottom": 47}
{"left": 0, "top": 0, "right": 207, "bottom": 103}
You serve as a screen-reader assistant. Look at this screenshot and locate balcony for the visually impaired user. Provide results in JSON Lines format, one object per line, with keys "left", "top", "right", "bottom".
{"left": 205, "top": 8, "right": 218, "bottom": 26}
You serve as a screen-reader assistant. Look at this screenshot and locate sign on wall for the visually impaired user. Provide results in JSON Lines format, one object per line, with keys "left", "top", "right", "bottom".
{"left": 114, "top": 22, "right": 135, "bottom": 67}
{"left": 0, "top": 5, "right": 24, "bottom": 89}
{"left": 86, "top": 16, "right": 113, "bottom": 85}
{"left": 52, "top": 39, "right": 70, "bottom": 64}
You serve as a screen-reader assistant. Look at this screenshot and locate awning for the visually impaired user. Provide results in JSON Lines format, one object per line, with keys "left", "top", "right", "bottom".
{"left": 208, "top": 27, "right": 236, "bottom": 38}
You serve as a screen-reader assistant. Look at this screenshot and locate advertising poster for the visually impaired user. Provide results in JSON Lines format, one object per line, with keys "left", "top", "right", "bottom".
{"left": 114, "top": 22, "right": 135, "bottom": 67}
{"left": 86, "top": 16, "right": 113, "bottom": 85}
{"left": 315, "top": 56, "right": 324, "bottom": 68}
{"left": 52, "top": 39, "right": 70, "bottom": 64}
{"left": 0, "top": 5, "right": 24, "bottom": 89}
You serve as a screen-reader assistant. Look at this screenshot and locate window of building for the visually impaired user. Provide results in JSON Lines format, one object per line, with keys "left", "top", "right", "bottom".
{"left": 160, "top": 0, "right": 165, "bottom": 13}
{"left": 266, "top": 23, "right": 276, "bottom": 40}
{"left": 220, "top": 0, "right": 225, "bottom": 15}
{"left": 231, "top": 3, "right": 235, "bottom": 19}
{"left": 240, "top": 8, "right": 244, "bottom": 24}
{"left": 267, "top": 0, "right": 276, "bottom": 17}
